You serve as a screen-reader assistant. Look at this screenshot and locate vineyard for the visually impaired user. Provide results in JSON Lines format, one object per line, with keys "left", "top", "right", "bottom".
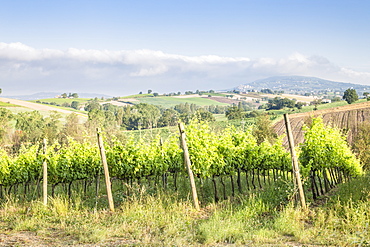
{"left": 0, "top": 118, "right": 362, "bottom": 207}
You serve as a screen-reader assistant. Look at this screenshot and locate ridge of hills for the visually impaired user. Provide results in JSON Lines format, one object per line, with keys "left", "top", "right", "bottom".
{"left": 236, "top": 75, "right": 370, "bottom": 95}
{"left": 3, "top": 76, "right": 370, "bottom": 101}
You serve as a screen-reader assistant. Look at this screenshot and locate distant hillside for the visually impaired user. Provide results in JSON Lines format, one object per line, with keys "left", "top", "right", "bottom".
{"left": 3, "top": 92, "right": 112, "bottom": 101}
{"left": 236, "top": 76, "right": 370, "bottom": 95}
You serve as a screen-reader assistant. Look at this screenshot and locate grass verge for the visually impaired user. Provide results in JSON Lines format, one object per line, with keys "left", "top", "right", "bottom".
{"left": 1, "top": 175, "right": 370, "bottom": 246}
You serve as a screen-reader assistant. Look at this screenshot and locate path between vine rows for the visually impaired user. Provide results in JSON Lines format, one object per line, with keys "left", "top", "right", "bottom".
{"left": 0, "top": 232, "right": 328, "bottom": 246}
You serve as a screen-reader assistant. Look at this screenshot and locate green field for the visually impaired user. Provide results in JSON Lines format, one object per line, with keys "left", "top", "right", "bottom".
{"left": 206, "top": 92, "right": 227, "bottom": 97}
{"left": 120, "top": 93, "right": 153, "bottom": 99}
{"left": 213, "top": 114, "right": 227, "bottom": 121}
{"left": 128, "top": 96, "right": 230, "bottom": 108}
{"left": 0, "top": 101, "right": 19, "bottom": 107}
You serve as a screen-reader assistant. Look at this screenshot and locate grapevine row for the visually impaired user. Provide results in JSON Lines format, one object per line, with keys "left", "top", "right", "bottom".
{"left": 0, "top": 118, "right": 363, "bottom": 201}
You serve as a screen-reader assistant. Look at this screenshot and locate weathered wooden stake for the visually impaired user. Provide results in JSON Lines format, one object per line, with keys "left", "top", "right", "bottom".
{"left": 284, "top": 114, "right": 307, "bottom": 209}
{"left": 42, "top": 138, "right": 48, "bottom": 206}
{"left": 97, "top": 128, "right": 115, "bottom": 212}
{"left": 178, "top": 123, "right": 200, "bottom": 210}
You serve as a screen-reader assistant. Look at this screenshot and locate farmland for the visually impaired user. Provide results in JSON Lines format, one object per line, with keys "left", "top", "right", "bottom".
{"left": 123, "top": 95, "right": 230, "bottom": 108}
{"left": 1, "top": 92, "right": 370, "bottom": 246}
{"left": 0, "top": 115, "right": 368, "bottom": 246}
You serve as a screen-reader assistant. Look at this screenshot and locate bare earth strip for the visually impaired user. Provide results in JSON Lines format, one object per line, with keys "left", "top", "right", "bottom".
{"left": 0, "top": 97, "right": 87, "bottom": 118}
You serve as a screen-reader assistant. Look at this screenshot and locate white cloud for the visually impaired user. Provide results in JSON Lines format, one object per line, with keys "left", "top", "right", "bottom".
{"left": 130, "top": 64, "right": 168, "bottom": 77}
{"left": 1, "top": 42, "right": 370, "bottom": 95}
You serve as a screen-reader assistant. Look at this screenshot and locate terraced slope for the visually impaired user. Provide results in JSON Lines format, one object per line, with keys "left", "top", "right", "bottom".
{"left": 274, "top": 101, "right": 370, "bottom": 145}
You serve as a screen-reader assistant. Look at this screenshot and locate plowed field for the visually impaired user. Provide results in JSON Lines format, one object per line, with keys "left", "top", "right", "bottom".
{"left": 274, "top": 101, "right": 370, "bottom": 145}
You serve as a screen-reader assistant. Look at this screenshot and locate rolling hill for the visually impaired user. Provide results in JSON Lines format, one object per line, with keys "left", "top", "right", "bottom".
{"left": 0, "top": 97, "right": 87, "bottom": 119}
{"left": 236, "top": 76, "right": 370, "bottom": 95}
{"left": 122, "top": 95, "right": 232, "bottom": 108}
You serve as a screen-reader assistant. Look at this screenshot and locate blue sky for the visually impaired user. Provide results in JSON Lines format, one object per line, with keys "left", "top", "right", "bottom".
{"left": 1, "top": 0, "right": 370, "bottom": 96}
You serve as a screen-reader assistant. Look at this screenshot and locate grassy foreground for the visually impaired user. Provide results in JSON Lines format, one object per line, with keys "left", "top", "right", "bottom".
{"left": 1, "top": 175, "right": 370, "bottom": 246}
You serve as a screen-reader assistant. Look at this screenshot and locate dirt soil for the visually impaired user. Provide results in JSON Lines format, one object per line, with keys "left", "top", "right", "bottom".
{"left": 208, "top": 96, "right": 241, "bottom": 105}
{"left": 0, "top": 232, "right": 327, "bottom": 246}
{"left": 0, "top": 232, "right": 140, "bottom": 247}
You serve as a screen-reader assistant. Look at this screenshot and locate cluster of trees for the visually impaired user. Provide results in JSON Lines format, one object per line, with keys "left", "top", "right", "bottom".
{"left": 262, "top": 97, "right": 306, "bottom": 110}
{"left": 225, "top": 103, "right": 266, "bottom": 120}
{"left": 60, "top": 93, "right": 79, "bottom": 98}
{"left": 260, "top": 88, "right": 284, "bottom": 94}
{"left": 36, "top": 100, "right": 81, "bottom": 110}
{"left": 0, "top": 109, "right": 86, "bottom": 150}
{"left": 140, "top": 89, "right": 217, "bottom": 97}
{"left": 183, "top": 90, "right": 215, "bottom": 95}
{"left": 83, "top": 100, "right": 227, "bottom": 131}
{"left": 341, "top": 88, "right": 370, "bottom": 104}
{"left": 0, "top": 100, "right": 231, "bottom": 149}
{"left": 343, "top": 88, "right": 358, "bottom": 104}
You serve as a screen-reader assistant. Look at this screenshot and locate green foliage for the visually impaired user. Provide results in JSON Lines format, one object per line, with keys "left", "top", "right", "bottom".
{"left": 0, "top": 108, "right": 13, "bottom": 143}
{"left": 0, "top": 149, "right": 11, "bottom": 185}
{"left": 194, "top": 108, "right": 215, "bottom": 122}
{"left": 15, "top": 111, "right": 46, "bottom": 143}
{"left": 225, "top": 106, "right": 243, "bottom": 120}
{"left": 353, "top": 122, "right": 370, "bottom": 170}
{"left": 62, "top": 113, "right": 85, "bottom": 141}
{"left": 158, "top": 108, "right": 178, "bottom": 127}
{"left": 261, "top": 88, "right": 274, "bottom": 94}
{"left": 266, "top": 97, "right": 295, "bottom": 110}
{"left": 71, "top": 101, "right": 79, "bottom": 109}
{"left": 252, "top": 114, "right": 278, "bottom": 144}
{"left": 0, "top": 120, "right": 290, "bottom": 189}
{"left": 1, "top": 116, "right": 370, "bottom": 246}
{"left": 53, "top": 139, "right": 101, "bottom": 183}
{"left": 185, "top": 121, "right": 224, "bottom": 177}
{"left": 299, "top": 117, "right": 362, "bottom": 177}
{"left": 84, "top": 100, "right": 102, "bottom": 112}
{"left": 343, "top": 88, "right": 358, "bottom": 104}
{"left": 44, "top": 111, "right": 62, "bottom": 141}
{"left": 295, "top": 101, "right": 306, "bottom": 109}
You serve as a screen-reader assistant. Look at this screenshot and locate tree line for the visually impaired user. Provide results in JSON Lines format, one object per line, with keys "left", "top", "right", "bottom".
{"left": 84, "top": 100, "right": 228, "bottom": 131}
{"left": 0, "top": 102, "right": 228, "bottom": 151}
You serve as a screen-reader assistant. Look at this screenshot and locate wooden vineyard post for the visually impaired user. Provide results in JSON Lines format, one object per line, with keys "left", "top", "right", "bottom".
{"left": 284, "top": 114, "right": 307, "bottom": 209}
{"left": 43, "top": 138, "right": 48, "bottom": 206}
{"left": 96, "top": 128, "right": 115, "bottom": 212}
{"left": 178, "top": 123, "right": 200, "bottom": 210}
